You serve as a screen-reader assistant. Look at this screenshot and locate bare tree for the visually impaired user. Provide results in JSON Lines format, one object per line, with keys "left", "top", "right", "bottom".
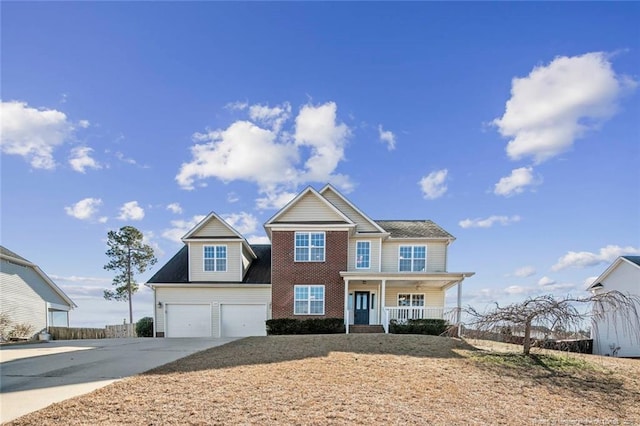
{"left": 465, "top": 291, "right": 640, "bottom": 355}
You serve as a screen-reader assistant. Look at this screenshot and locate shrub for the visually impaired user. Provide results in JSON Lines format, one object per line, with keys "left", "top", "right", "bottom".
{"left": 389, "top": 318, "right": 448, "bottom": 336}
{"left": 0, "top": 312, "right": 11, "bottom": 340}
{"left": 8, "top": 322, "right": 35, "bottom": 339}
{"left": 266, "top": 318, "right": 345, "bottom": 335}
{"left": 136, "top": 317, "right": 154, "bottom": 337}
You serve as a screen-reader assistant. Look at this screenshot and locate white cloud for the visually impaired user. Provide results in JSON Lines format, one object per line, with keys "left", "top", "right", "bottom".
{"left": 117, "top": 201, "right": 145, "bottom": 221}
{"left": 419, "top": 169, "right": 448, "bottom": 200}
{"left": 221, "top": 212, "right": 259, "bottom": 235}
{"left": 494, "top": 166, "right": 540, "bottom": 196}
{"left": 227, "top": 192, "right": 240, "bottom": 203}
{"left": 378, "top": 125, "right": 396, "bottom": 150}
{"left": 514, "top": 266, "right": 536, "bottom": 278}
{"left": 0, "top": 100, "right": 75, "bottom": 169}
{"left": 538, "top": 276, "right": 556, "bottom": 287}
{"left": 249, "top": 102, "right": 291, "bottom": 132}
{"left": 225, "top": 101, "right": 248, "bottom": 111}
{"left": 504, "top": 285, "right": 529, "bottom": 295}
{"left": 78, "top": 120, "right": 91, "bottom": 129}
{"left": 256, "top": 190, "right": 298, "bottom": 210}
{"left": 69, "top": 146, "right": 101, "bottom": 173}
{"left": 459, "top": 215, "right": 521, "bottom": 229}
{"left": 552, "top": 245, "right": 640, "bottom": 271}
{"left": 166, "top": 203, "right": 183, "bottom": 214}
{"left": 162, "top": 215, "right": 206, "bottom": 244}
{"left": 176, "top": 101, "right": 353, "bottom": 207}
{"left": 65, "top": 197, "right": 103, "bottom": 221}
{"left": 247, "top": 235, "right": 271, "bottom": 244}
{"left": 294, "top": 102, "right": 352, "bottom": 188}
{"left": 493, "top": 52, "right": 637, "bottom": 164}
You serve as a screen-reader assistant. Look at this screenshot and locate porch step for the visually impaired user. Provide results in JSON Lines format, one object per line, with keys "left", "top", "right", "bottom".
{"left": 349, "top": 325, "right": 385, "bottom": 334}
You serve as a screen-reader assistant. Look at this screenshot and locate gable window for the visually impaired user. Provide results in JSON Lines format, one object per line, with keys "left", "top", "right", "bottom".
{"left": 295, "top": 232, "right": 325, "bottom": 262}
{"left": 204, "top": 245, "right": 227, "bottom": 272}
{"left": 356, "top": 241, "right": 370, "bottom": 269}
{"left": 398, "top": 293, "right": 425, "bottom": 307}
{"left": 294, "top": 285, "right": 325, "bottom": 315}
{"left": 399, "top": 246, "right": 426, "bottom": 272}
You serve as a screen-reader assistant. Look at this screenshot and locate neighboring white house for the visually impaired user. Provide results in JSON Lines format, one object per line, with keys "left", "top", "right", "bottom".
{"left": 588, "top": 256, "right": 640, "bottom": 358}
{"left": 0, "top": 246, "right": 76, "bottom": 339}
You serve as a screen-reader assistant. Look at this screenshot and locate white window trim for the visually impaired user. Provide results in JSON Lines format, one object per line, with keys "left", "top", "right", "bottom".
{"left": 355, "top": 240, "right": 371, "bottom": 269}
{"left": 397, "top": 293, "right": 425, "bottom": 307}
{"left": 294, "top": 284, "right": 325, "bottom": 315}
{"left": 203, "top": 245, "right": 227, "bottom": 272}
{"left": 294, "top": 231, "right": 326, "bottom": 262}
{"left": 398, "top": 245, "right": 427, "bottom": 272}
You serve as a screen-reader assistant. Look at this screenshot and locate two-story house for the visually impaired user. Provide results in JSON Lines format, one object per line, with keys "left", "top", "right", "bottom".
{"left": 147, "top": 184, "right": 474, "bottom": 337}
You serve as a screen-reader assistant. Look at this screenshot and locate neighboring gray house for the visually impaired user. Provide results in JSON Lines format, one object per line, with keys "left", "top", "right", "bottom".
{"left": 588, "top": 256, "right": 640, "bottom": 358}
{"left": 0, "top": 246, "right": 76, "bottom": 339}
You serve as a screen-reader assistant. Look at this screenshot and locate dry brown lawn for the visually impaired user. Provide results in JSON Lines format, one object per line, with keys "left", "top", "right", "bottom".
{"left": 7, "top": 334, "right": 640, "bottom": 425}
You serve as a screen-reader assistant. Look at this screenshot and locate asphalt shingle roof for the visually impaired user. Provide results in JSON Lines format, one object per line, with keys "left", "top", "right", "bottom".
{"left": 623, "top": 256, "right": 640, "bottom": 267}
{"left": 147, "top": 245, "right": 271, "bottom": 284}
{"left": 374, "top": 220, "right": 454, "bottom": 239}
{"left": 0, "top": 245, "right": 30, "bottom": 262}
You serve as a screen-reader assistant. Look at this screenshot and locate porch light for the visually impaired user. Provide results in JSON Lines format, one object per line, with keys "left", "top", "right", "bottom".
{"left": 157, "top": 301, "right": 163, "bottom": 308}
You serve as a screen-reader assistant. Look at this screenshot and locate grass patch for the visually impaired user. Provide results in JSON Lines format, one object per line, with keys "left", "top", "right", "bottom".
{"left": 471, "top": 351, "right": 598, "bottom": 372}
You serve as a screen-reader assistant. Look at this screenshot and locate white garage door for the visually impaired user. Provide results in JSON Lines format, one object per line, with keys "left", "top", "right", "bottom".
{"left": 166, "top": 304, "right": 211, "bottom": 337}
{"left": 221, "top": 304, "right": 267, "bottom": 337}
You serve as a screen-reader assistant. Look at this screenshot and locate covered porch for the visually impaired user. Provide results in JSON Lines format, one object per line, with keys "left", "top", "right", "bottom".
{"left": 340, "top": 272, "right": 474, "bottom": 333}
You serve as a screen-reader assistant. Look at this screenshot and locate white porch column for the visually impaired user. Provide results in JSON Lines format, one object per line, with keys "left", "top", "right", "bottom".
{"left": 344, "top": 278, "right": 350, "bottom": 334}
{"left": 457, "top": 279, "right": 463, "bottom": 336}
{"left": 381, "top": 279, "right": 387, "bottom": 333}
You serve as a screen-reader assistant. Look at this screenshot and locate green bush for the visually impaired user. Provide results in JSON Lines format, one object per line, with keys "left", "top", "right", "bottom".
{"left": 266, "top": 318, "right": 345, "bottom": 335}
{"left": 136, "top": 317, "right": 154, "bottom": 337}
{"left": 389, "top": 318, "right": 448, "bottom": 336}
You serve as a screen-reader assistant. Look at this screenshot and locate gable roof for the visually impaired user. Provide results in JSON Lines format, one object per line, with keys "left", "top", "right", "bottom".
{"left": 147, "top": 244, "right": 271, "bottom": 284}
{"left": 375, "top": 220, "right": 455, "bottom": 240}
{"left": 182, "top": 212, "right": 256, "bottom": 259}
{"left": 264, "top": 186, "right": 355, "bottom": 235}
{"left": 319, "top": 184, "right": 387, "bottom": 234}
{"left": 588, "top": 255, "right": 640, "bottom": 291}
{"left": 0, "top": 245, "right": 77, "bottom": 308}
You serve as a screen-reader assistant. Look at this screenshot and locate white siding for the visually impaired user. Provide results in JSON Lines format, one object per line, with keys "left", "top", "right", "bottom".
{"left": 322, "top": 190, "right": 378, "bottom": 232}
{"left": 592, "top": 261, "right": 640, "bottom": 358}
{"left": 155, "top": 286, "right": 271, "bottom": 337}
{"left": 381, "top": 241, "right": 447, "bottom": 273}
{"left": 0, "top": 259, "right": 68, "bottom": 337}
{"left": 347, "top": 238, "right": 381, "bottom": 272}
{"left": 189, "top": 241, "right": 242, "bottom": 282}
{"left": 277, "top": 192, "right": 346, "bottom": 223}
{"left": 192, "top": 217, "right": 238, "bottom": 238}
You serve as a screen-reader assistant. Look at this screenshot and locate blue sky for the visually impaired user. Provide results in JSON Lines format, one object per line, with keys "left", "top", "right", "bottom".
{"left": 2, "top": 2, "right": 639, "bottom": 327}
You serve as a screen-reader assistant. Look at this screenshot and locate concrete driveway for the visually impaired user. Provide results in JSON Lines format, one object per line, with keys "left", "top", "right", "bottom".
{"left": 0, "top": 337, "right": 238, "bottom": 423}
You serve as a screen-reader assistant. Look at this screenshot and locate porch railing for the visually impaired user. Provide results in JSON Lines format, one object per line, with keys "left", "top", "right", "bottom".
{"left": 382, "top": 306, "right": 459, "bottom": 333}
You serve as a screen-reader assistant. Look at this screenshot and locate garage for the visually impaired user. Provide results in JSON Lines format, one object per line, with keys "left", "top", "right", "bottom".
{"left": 166, "top": 304, "right": 211, "bottom": 337}
{"left": 220, "top": 304, "right": 267, "bottom": 337}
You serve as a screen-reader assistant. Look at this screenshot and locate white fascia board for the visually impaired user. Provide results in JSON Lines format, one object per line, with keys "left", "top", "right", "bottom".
{"left": 147, "top": 283, "right": 271, "bottom": 289}
{"left": 319, "top": 184, "right": 388, "bottom": 233}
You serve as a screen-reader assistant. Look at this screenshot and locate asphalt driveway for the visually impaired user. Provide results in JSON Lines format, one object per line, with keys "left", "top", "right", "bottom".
{"left": 0, "top": 337, "right": 238, "bottom": 423}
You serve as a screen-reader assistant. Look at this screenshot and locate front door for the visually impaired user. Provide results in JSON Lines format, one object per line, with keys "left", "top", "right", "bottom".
{"left": 354, "top": 291, "right": 370, "bottom": 325}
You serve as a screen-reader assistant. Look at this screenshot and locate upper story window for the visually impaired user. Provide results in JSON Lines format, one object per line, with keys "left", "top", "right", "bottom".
{"left": 295, "top": 232, "right": 325, "bottom": 262}
{"left": 356, "top": 241, "right": 370, "bottom": 269}
{"left": 204, "top": 245, "right": 227, "bottom": 272}
{"left": 399, "top": 245, "right": 426, "bottom": 272}
{"left": 294, "top": 285, "right": 325, "bottom": 315}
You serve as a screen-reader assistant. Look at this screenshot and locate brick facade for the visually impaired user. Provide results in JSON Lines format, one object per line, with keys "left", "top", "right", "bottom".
{"left": 271, "top": 230, "right": 348, "bottom": 319}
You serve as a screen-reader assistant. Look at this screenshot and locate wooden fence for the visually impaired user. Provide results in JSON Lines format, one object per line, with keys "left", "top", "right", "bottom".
{"left": 48, "top": 324, "right": 137, "bottom": 340}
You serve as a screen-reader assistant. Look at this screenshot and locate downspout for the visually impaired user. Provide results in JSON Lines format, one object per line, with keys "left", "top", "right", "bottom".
{"left": 457, "top": 278, "right": 464, "bottom": 337}
{"left": 344, "top": 279, "right": 350, "bottom": 334}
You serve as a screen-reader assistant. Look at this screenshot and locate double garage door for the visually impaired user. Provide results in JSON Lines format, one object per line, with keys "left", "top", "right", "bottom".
{"left": 166, "top": 303, "right": 267, "bottom": 338}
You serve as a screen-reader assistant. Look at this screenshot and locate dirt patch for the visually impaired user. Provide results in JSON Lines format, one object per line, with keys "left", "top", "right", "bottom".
{"left": 6, "top": 335, "right": 640, "bottom": 425}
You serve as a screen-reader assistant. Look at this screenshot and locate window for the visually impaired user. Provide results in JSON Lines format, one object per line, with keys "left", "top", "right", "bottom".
{"left": 355, "top": 241, "right": 370, "bottom": 269}
{"left": 204, "top": 245, "right": 227, "bottom": 272}
{"left": 399, "top": 245, "right": 426, "bottom": 272}
{"left": 294, "top": 285, "right": 325, "bottom": 315}
{"left": 397, "top": 293, "right": 425, "bottom": 307}
{"left": 295, "top": 232, "right": 325, "bottom": 262}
